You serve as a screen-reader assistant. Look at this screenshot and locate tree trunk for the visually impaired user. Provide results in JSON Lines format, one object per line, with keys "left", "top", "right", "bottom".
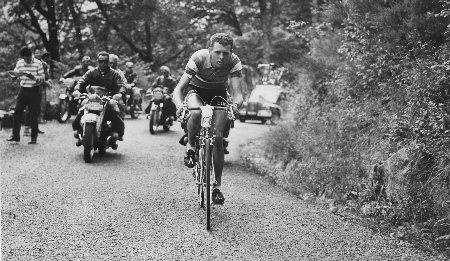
{"left": 68, "top": 0, "right": 84, "bottom": 55}
{"left": 258, "top": 0, "right": 277, "bottom": 63}
{"left": 45, "top": 0, "right": 60, "bottom": 61}
{"left": 19, "top": 0, "right": 61, "bottom": 61}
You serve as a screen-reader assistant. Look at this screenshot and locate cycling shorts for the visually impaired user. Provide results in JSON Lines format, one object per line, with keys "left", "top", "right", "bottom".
{"left": 184, "top": 85, "right": 228, "bottom": 106}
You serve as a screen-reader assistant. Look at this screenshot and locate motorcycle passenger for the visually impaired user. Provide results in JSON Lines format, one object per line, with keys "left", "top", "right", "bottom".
{"left": 172, "top": 33, "right": 243, "bottom": 204}
{"left": 71, "top": 51, "right": 127, "bottom": 145}
{"left": 109, "top": 54, "right": 128, "bottom": 118}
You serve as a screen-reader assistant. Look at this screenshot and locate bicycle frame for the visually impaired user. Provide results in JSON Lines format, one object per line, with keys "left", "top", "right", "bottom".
{"left": 188, "top": 104, "right": 228, "bottom": 230}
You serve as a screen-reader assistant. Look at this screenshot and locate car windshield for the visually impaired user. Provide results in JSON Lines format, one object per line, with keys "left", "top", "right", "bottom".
{"left": 248, "top": 88, "right": 279, "bottom": 104}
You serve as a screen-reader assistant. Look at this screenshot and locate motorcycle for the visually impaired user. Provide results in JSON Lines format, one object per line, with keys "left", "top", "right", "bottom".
{"left": 146, "top": 86, "right": 174, "bottom": 134}
{"left": 56, "top": 76, "right": 82, "bottom": 123}
{"left": 75, "top": 86, "right": 121, "bottom": 163}
{"left": 125, "top": 84, "right": 143, "bottom": 119}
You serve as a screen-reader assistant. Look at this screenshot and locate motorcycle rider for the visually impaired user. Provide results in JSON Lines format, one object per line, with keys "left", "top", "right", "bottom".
{"left": 152, "top": 66, "right": 177, "bottom": 93}
{"left": 124, "top": 62, "right": 138, "bottom": 87}
{"left": 71, "top": 51, "right": 127, "bottom": 147}
{"left": 124, "top": 62, "right": 143, "bottom": 111}
{"left": 62, "top": 56, "right": 94, "bottom": 80}
{"left": 146, "top": 66, "right": 177, "bottom": 124}
{"left": 173, "top": 33, "right": 243, "bottom": 204}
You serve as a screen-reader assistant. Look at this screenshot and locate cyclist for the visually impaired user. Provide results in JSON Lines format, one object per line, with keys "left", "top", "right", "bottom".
{"left": 71, "top": 51, "right": 127, "bottom": 147}
{"left": 173, "top": 33, "right": 243, "bottom": 204}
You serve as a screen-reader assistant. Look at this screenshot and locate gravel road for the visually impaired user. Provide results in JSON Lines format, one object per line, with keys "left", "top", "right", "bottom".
{"left": 1, "top": 116, "right": 441, "bottom": 260}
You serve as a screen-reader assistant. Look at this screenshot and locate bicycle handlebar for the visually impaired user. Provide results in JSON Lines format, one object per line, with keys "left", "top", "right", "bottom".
{"left": 187, "top": 106, "right": 228, "bottom": 111}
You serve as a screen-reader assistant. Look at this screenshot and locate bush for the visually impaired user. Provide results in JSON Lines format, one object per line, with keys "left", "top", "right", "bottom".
{"left": 244, "top": 0, "right": 450, "bottom": 255}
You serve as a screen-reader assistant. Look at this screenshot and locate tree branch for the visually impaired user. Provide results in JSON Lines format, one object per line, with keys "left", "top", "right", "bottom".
{"left": 34, "top": 0, "right": 49, "bottom": 18}
{"left": 16, "top": 19, "right": 39, "bottom": 34}
{"left": 94, "top": 0, "right": 150, "bottom": 61}
{"left": 19, "top": 0, "right": 49, "bottom": 45}
{"left": 158, "top": 35, "right": 202, "bottom": 65}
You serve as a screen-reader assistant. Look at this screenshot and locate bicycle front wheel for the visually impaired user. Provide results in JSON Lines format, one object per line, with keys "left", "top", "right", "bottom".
{"left": 204, "top": 139, "right": 212, "bottom": 230}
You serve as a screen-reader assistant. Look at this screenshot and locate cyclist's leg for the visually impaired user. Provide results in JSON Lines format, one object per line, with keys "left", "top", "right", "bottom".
{"left": 186, "top": 93, "right": 203, "bottom": 149}
{"left": 211, "top": 110, "right": 228, "bottom": 188}
{"left": 184, "top": 92, "right": 203, "bottom": 167}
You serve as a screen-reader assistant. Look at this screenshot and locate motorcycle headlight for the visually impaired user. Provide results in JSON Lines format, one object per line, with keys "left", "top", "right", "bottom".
{"left": 153, "top": 91, "right": 164, "bottom": 100}
{"left": 88, "top": 94, "right": 101, "bottom": 103}
{"left": 260, "top": 103, "right": 271, "bottom": 110}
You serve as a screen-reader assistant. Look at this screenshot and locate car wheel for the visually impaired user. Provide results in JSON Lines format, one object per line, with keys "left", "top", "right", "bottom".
{"left": 271, "top": 111, "right": 281, "bottom": 124}
{"left": 239, "top": 117, "right": 246, "bottom": 123}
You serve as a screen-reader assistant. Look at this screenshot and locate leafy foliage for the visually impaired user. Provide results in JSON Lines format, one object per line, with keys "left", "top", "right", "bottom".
{"left": 254, "top": 0, "right": 450, "bottom": 255}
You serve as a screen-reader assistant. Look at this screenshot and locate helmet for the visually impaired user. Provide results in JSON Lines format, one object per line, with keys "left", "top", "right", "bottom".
{"left": 126, "top": 62, "right": 134, "bottom": 68}
{"left": 160, "top": 66, "right": 170, "bottom": 74}
{"left": 82, "top": 56, "right": 91, "bottom": 62}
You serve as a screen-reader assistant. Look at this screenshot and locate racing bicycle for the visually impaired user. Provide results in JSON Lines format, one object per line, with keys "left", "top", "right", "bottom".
{"left": 182, "top": 102, "right": 235, "bottom": 230}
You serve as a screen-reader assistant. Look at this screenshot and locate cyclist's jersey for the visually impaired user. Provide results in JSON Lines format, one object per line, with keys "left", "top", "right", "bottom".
{"left": 185, "top": 49, "right": 242, "bottom": 90}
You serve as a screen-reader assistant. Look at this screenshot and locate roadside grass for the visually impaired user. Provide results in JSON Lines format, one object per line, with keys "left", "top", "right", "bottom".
{"left": 239, "top": 107, "right": 450, "bottom": 260}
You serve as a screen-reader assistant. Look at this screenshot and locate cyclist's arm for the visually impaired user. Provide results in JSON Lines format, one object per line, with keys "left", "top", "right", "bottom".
{"left": 229, "top": 76, "right": 243, "bottom": 108}
{"left": 173, "top": 72, "right": 191, "bottom": 108}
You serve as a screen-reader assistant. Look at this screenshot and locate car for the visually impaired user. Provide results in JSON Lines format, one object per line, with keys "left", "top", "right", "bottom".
{"left": 238, "top": 84, "right": 287, "bottom": 124}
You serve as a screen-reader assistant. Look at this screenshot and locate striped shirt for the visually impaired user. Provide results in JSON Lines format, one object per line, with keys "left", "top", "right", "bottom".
{"left": 14, "top": 57, "right": 45, "bottom": 88}
{"left": 185, "top": 49, "right": 242, "bottom": 90}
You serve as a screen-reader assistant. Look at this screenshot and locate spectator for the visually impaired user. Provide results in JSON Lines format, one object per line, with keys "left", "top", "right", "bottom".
{"left": 6, "top": 46, "right": 45, "bottom": 144}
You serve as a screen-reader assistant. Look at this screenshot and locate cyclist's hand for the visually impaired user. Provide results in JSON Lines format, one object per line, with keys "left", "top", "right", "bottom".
{"left": 229, "top": 103, "right": 239, "bottom": 119}
{"left": 72, "top": 90, "right": 81, "bottom": 99}
{"left": 176, "top": 106, "right": 189, "bottom": 122}
{"left": 109, "top": 99, "right": 118, "bottom": 105}
{"left": 113, "top": 93, "right": 122, "bottom": 101}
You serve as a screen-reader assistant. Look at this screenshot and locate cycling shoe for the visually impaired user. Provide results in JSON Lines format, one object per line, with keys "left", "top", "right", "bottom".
{"left": 212, "top": 188, "right": 225, "bottom": 204}
{"left": 184, "top": 149, "right": 196, "bottom": 168}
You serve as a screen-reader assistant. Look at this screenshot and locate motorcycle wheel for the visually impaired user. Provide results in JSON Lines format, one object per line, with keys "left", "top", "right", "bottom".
{"left": 129, "top": 104, "right": 137, "bottom": 119}
{"left": 98, "top": 144, "right": 106, "bottom": 155}
{"left": 149, "top": 107, "right": 160, "bottom": 134}
{"left": 57, "top": 99, "right": 71, "bottom": 123}
{"left": 84, "top": 123, "right": 96, "bottom": 163}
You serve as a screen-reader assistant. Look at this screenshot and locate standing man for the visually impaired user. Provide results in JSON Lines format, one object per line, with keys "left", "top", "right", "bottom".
{"left": 23, "top": 49, "right": 50, "bottom": 136}
{"left": 172, "top": 33, "right": 243, "bottom": 204}
{"left": 7, "top": 46, "right": 45, "bottom": 144}
{"left": 34, "top": 49, "right": 50, "bottom": 125}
